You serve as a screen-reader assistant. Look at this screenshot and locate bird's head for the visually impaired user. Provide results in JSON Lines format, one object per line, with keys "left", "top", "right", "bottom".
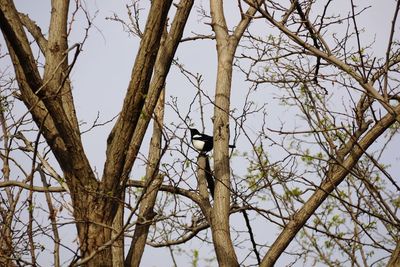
{"left": 189, "top": 128, "right": 200, "bottom": 137}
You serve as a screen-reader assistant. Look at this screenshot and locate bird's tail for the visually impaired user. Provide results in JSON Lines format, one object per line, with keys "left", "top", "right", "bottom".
{"left": 205, "top": 157, "right": 214, "bottom": 198}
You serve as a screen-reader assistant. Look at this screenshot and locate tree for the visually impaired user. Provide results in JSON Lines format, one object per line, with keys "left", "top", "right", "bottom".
{"left": 1, "top": 0, "right": 192, "bottom": 266}
{"left": 1, "top": 0, "right": 399, "bottom": 266}
{"left": 240, "top": 1, "right": 400, "bottom": 265}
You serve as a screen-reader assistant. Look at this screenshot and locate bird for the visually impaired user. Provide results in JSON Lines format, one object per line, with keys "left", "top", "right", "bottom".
{"left": 189, "top": 128, "right": 235, "bottom": 153}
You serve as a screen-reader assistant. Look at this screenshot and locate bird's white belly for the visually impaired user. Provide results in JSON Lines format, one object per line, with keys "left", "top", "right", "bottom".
{"left": 192, "top": 139, "right": 205, "bottom": 150}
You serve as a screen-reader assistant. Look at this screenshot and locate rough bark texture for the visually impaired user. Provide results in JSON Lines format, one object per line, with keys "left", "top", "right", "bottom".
{"left": 111, "top": 196, "right": 125, "bottom": 267}
{"left": 119, "top": 0, "right": 194, "bottom": 185}
{"left": 388, "top": 239, "right": 400, "bottom": 267}
{"left": 101, "top": 0, "right": 172, "bottom": 196}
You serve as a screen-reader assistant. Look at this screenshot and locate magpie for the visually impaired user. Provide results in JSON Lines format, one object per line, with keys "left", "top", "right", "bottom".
{"left": 189, "top": 128, "right": 235, "bottom": 153}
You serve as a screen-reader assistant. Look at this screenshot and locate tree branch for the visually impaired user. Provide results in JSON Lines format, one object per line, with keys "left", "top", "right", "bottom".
{"left": 125, "top": 88, "right": 165, "bottom": 267}
{"left": 0, "top": 180, "right": 65, "bottom": 192}
{"left": 18, "top": 12, "right": 47, "bottom": 54}
{"left": 260, "top": 104, "right": 400, "bottom": 267}
{"left": 102, "top": 0, "right": 173, "bottom": 195}
{"left": 119, "top": 0, "right": 194, "bottom": 191}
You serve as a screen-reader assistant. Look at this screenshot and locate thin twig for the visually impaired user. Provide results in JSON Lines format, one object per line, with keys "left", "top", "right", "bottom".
{"left": 242, "top": 210, "right": 261, "bottom": 264}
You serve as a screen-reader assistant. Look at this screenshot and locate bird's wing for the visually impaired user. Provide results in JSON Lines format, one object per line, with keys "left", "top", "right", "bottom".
{"left": 200, "top": 133, "right": 213, "bottom": 142}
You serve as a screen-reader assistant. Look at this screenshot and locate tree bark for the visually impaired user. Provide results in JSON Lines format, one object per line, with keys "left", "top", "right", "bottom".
{"left": 0, "top": 106, "right": 17, "bottom": 267}
{"left": 196, "top": 155, "right": 213, "bottom": 219}
{"left": 387, "top": 238, "right": 400, "bottom": 267}
{"left": 118, "top": 0, "right": 194, "bottom": 186}
{"left": 111, "top": 196, "right": 125, "bottom": 267}
{"left": 125, "top": 89, "right": 165, "bottom": 267}
{"left": 102, "top": 0, "right": 172, "bottom": 195}
{"left": 210, "top": 45, "right": 239, "bottom": 266}
{"left": 209, "top": 1, "right": 257, "bottom": 266}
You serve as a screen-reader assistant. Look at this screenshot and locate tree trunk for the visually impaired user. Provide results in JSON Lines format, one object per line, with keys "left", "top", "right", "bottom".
{"left": 211, "top": 49, "right": 239, "bottom": 267}
{"left": 209, "top": 1, "right": 257, "bottom": 266}
{"left": 72, "top": 192, "right": 115, "bottom": 267}
{"left": 125, "top": 90, "right": 165, "bottom": 267}
{"left": 112, "top": 196, "right": 125, "bottom": 267}
{"left": 388, "top": 239, "right": 400, "bottom": 267}
{"left": 196, "top": 154, "right": 213, "bottom": 210}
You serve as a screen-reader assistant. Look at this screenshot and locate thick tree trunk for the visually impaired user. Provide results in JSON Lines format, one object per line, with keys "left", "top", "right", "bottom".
{"left": 209, "top": 1, "right": 257, "bottom": 266}
{"left": 71, "top": 191, "right": 115, "bottom": 266}
{"left": 388, "top": 239, "right": 400, "bottom": 267}
{"left": 74, "top": 0, "right": 172, "bottom": 265}
{"left": 211, "top": 49, "right": 239, "bottom": 267}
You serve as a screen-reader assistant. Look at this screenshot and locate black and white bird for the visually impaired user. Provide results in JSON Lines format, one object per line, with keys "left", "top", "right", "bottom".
{"left": 189, "top": 128, "right": 235, "bottom": 153}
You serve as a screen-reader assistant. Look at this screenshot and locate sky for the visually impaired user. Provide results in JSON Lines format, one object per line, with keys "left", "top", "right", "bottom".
{"left": 2, "top": 0, "right": 399, "bottom": 266}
